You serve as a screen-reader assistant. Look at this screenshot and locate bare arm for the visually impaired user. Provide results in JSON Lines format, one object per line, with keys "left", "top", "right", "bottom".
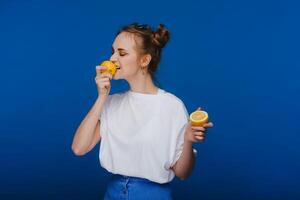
{"left": 71, "top": 97, "right": 106, "bottom": 156}
{"left": 71, "top": 63, "right": 113, "bottom": 156}
{"left": 171, "top": 120, "right": 214, "bottom": 180}
{"left": 171, "top": 140, "right": 196, "bottom": 180}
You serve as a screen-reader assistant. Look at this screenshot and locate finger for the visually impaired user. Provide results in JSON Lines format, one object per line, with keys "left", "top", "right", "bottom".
{"left": 100, "top": 85, "right": 110, "bottom": 90}
{"left": 95, "top": 78, "right": 110, "bottom": 85}
{"left": 96, "top": 66, "right": 112, "bottom": 77}
{"left": 100, "top": 72, "right": 113, "bottom": 80}
{"left": 194, "top": 131, "right": 205, "bottom": 136}
{"left": 195, "top": 135, "right": 205, "bottom": 141}
{"left": 203, "top": 122, "right": 214, "bottom": 128}
{"left": 95, "top": 77, "right": 102, "bottom": 83}
{"left": 95, "top": 77, "right": 111, "bottom": 84}
{"left": 108, "top": 74, "right": 113, "bottom": 80}
{"left": 96, "top": 65, "right": 108, "bottom": 70}
{"left": 96, "top": 66, "right": 106, "bottom": 75}
{"left": 95, "top": 79, "right": 106, "bottom": 86}
{"left": 100, "top": 77, "right": 110, "bottom": 82}
{"left": 191, "top": 126, "right": 205, "bottom": 131}
{"left": 197, "top": 107, "right": 202, "bottom": 111}
{"left": 102, "top": 82, "right": 111, "bottom": 87}
{"left": 95, "top": 76, "right": 108, "bottom": 81}
{"left": 101, "top": 82, "right": 111, "bottom": 87}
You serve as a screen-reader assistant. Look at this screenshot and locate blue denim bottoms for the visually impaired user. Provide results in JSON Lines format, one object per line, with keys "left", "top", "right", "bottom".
{"left": 103, "top": 173, "right": 173, "bottom": 200}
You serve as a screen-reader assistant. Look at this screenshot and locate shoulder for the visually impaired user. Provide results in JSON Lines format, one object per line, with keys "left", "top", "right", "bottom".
{"left": 161, "top": 90, "right": 185, "bottom": 107}
{"left": 160, "top": 90, "right": 187, "bottom": 112}
{"left": 160, "top": 90, "right": 189, "bottom": 124}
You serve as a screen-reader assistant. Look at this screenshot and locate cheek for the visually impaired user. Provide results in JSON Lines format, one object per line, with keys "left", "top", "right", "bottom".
{"left": 120, "top": 57, "right": 139, "bottom": 71}
{"left": 123, "top": 56, "right": 136, "bottom": 64}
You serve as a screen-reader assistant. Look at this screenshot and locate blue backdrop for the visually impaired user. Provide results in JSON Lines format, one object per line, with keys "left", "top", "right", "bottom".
{"left": 1, "top": 0, "right": 299, "bottom": 199}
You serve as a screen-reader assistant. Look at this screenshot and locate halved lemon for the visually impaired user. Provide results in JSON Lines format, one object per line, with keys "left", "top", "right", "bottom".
{"left": 190, "top": 110, "right": 209, "bottom": 126}
{"left": 100, "top": 60, "right": 117, "bottom": 76}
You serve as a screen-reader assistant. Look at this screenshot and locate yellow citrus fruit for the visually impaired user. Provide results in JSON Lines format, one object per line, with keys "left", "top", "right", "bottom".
{"left": 100, "top": 60, "right": 117, "bottom": 76}
{"left": 190, "top": 110, "right": 209, "bottom": 126}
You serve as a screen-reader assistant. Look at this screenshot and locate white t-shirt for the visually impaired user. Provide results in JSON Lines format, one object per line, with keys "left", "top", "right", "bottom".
{"left": 98, "top": 88, "right": 197, "bottom": 184}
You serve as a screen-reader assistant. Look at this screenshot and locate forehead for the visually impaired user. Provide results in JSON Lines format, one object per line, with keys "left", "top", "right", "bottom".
{"left": 112, "top": 32, "right": 139, "bottom": 51}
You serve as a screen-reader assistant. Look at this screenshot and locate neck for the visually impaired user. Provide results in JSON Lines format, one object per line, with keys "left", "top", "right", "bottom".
{"left": 127, "top": 73, "right": 158, "bottom": 94}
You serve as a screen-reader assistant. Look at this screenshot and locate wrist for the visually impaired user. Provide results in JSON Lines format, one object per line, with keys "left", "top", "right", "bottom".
{"left": 184, "top": 139, "right": 194, "bottom": 147}
{"left": 96, "top": 95, "right": 107, "bottom": 102}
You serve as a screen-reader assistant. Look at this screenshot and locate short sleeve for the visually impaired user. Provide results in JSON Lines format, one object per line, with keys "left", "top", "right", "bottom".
{"left": 169, "top": 101, "right": 197, "bottom": 168}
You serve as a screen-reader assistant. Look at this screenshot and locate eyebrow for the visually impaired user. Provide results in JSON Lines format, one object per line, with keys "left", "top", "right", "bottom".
{"left": 112, "top": 46, "right": 127, "bottom": 51}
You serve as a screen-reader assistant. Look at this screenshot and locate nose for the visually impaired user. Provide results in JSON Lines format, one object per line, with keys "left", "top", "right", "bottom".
{"left": 110, "top": 54, "right": 117, "bottom": 64}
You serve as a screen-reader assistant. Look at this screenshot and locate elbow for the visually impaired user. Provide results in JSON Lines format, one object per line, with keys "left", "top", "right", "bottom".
{"left": 173, "top": 169, "right": 189, "bottom": 181}
{"left": 174, "top": 168, "right": 190, "bottom": 181}
{"left": 178, "top": 174, "right": 188, "bottom": 181}
{"left": 179, "top": 170, "right": 194, "bottom": 181}
{"left": 171, "top": 165, "right": 189, "bottom": 181}
{"left": 71, "top": 145, "right": 86, "bottom": 156}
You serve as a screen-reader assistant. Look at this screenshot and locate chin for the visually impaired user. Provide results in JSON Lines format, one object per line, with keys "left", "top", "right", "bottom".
{"left": 113, "top": 75, "right": 122, "bottom": 80}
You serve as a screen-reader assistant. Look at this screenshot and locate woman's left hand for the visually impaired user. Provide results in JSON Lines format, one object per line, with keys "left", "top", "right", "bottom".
{"left": 184, "top": 107, "right": 214, "bottom": 143}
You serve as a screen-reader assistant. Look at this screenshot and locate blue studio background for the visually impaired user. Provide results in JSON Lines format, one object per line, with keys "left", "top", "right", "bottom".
{"left": 1, "top": 0, "right": 299, "bottom": 199}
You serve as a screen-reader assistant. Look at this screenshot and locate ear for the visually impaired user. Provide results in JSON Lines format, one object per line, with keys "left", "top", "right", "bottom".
{"left": 140, "top": 54, "right": 152, "bottom": 67}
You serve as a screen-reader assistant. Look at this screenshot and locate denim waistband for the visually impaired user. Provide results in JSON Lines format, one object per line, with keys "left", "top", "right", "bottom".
{"left": 104, "top": 173, "right": 173, "bottom": 199}
{"left": 110, "top": 173, "right": 170, "bottom": 185}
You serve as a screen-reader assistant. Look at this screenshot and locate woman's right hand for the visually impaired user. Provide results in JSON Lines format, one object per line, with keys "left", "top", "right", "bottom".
{"left": 95, "top": 65, "right": 113, "bottom": 99}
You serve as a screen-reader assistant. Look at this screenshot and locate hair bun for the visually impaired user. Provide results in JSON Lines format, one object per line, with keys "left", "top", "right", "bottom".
{"left": 152, "top": 24, "right": 170, "bottom": 49}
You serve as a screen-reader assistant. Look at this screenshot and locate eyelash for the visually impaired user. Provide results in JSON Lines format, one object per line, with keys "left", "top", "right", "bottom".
{"left": 111, "top": 52, "right": 127, "bottom": 57}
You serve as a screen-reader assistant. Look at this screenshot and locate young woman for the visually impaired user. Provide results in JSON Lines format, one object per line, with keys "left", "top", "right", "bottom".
{"left": 71, "top": 23, "right": 214, "bottom": 200}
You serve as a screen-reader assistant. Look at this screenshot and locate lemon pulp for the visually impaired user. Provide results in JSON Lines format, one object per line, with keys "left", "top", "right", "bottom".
{"left": 190, "top": 110, "right": 209, "bottom": 126}
{"left": 100, "top": 60, "right": 117, "bottom": 76}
